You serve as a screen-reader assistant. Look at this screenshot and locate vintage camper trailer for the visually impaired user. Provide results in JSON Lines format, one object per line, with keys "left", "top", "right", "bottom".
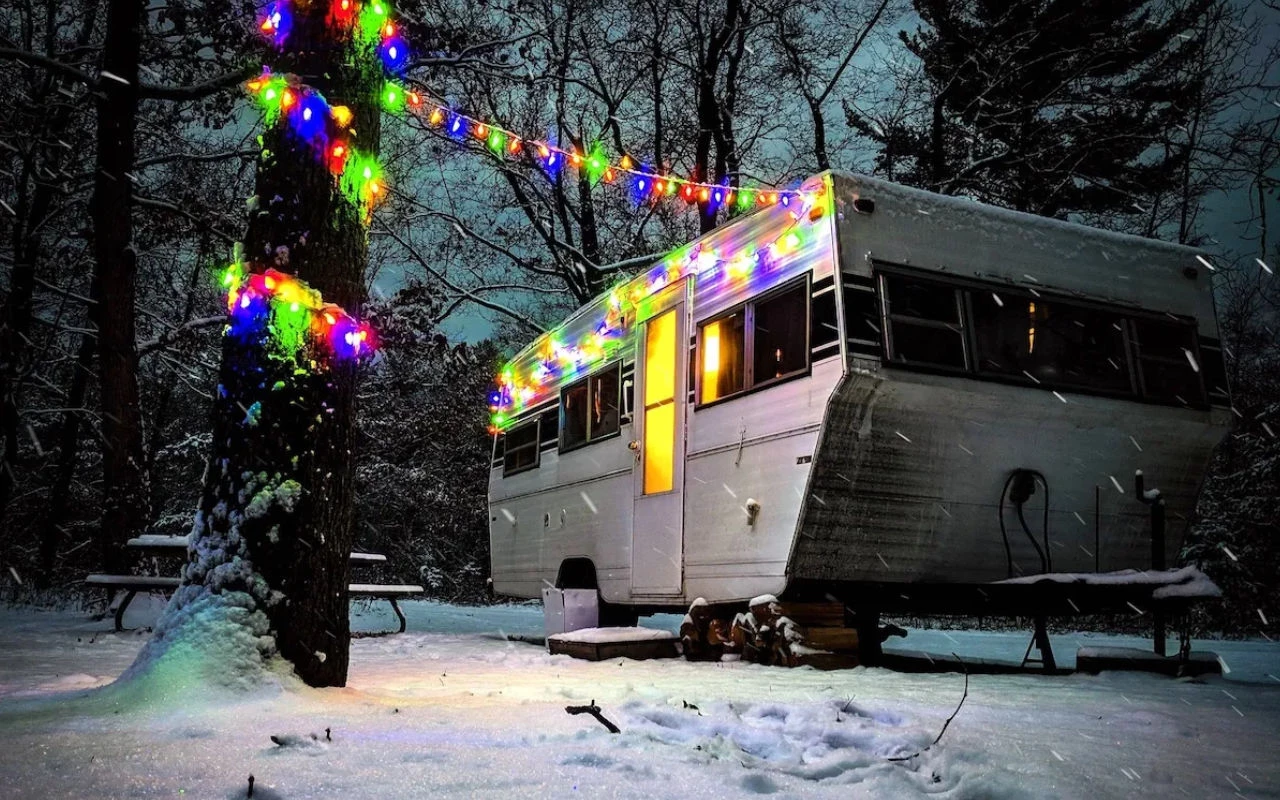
{"left": 486, "top": 171, "right": 1231, "bottom": 633}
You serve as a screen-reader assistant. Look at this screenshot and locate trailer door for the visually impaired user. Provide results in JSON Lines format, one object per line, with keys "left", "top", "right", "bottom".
{"left": 631, "top": 279, "right": 688, "bottom": 596}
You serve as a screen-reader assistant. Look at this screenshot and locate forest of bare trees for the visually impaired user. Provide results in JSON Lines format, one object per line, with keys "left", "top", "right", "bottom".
{"left": 0, "top": 0, "right": 1276, "bottom": 643}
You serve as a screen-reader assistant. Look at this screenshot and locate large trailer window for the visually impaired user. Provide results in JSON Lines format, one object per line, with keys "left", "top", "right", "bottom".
{"left": 970, "top": 293, "right": 1133, "bottom": 394}
{"left": 560, "top": 363, "right": 621, "bottom": 451}
{"left": 882, "top": 274, "right": 966, "bottom": 369}
{"left": 697, "top": 278, "right": 809, "bottom": 405}
{"left": 874, "top": 264, "right": 1213, "bottom": 408}
{"left": 502, "top": 418, "right": 540, "bottom": 476}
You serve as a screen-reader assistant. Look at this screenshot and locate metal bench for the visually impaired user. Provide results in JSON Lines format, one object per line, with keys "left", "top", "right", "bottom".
{"left": 87, "top": 537, "right": 416, "bottom": 632}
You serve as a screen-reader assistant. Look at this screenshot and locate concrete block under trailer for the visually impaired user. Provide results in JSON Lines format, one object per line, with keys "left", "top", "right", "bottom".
{"left": 486, "top": 172, "right": 1230, "bottom": 646}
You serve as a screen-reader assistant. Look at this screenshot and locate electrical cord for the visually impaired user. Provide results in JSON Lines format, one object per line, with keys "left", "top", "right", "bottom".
{"left": 999, "top": 469, "right": 1052, "bottom": 577}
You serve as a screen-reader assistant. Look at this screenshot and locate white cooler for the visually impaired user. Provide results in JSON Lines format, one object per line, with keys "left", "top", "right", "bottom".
{"left": 542, "top": 587, "right": 599, "bottom": 637}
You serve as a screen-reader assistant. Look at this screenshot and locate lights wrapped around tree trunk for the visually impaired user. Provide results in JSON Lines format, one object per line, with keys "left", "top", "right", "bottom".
{"left": 222, "top": 263, "right": 376, "bottom": 363}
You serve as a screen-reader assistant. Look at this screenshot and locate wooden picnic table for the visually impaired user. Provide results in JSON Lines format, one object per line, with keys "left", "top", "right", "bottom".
{"left": 86, "top": 536, "right": 417, "bottom": 632}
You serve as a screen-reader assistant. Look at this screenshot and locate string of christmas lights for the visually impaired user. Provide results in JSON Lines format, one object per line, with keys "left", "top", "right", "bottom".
{"left": 222, "top": 0, "right": 410, "bottom": 361}
{"left": 404, "top": 94, "right": 818, "bottom": 213}
{"left": 243, "top": 69, "right": 387, "bottom": 214}
{"left": 486, "top": 186, "right": 831, "bottom": 431}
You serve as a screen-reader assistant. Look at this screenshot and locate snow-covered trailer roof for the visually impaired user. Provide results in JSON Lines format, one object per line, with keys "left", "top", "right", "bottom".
{"left": 826, "top": 172, "right": 1217, "bottom": 330}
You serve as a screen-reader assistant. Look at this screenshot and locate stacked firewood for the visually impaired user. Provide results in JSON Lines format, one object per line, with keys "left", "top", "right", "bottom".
{"left": 680, "top": 595, "right": 858, "bottom": 667}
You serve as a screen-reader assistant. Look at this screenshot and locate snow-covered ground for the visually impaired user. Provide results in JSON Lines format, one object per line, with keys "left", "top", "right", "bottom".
{"left": 0, "top": 598, "right": 1276, "bottom": 799}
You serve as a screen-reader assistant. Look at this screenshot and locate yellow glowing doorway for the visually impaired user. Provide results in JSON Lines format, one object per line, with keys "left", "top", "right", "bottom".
{"left": 631, "top": 279, "right": 687, "bottom": 596}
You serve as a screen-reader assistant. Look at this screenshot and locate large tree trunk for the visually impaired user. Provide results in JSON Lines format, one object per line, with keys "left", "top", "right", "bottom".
{"left": 89, "top": 0, "right": 149, "bottom": 576}
{"left": 137, "top": 7, "right": 379, "bottom": 688}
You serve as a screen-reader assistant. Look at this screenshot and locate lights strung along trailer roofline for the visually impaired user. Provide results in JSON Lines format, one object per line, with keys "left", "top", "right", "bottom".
{"left": 487, "top": 184, "right": 832, "bottom": 432}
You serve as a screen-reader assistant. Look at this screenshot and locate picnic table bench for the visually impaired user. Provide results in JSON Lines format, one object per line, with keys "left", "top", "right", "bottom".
{"left": 87, "top": 535, "right": 422, "bottom": 633}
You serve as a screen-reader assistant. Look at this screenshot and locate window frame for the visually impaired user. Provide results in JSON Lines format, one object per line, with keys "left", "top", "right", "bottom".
{"left": 873, "top": 262, "right": 1213, "bottom": 410}
{"left": 557, "top": 360, "right": 624, "bottom": 454}
{"left": 1128, "top": 316, "right": 1208, "bottom": 406}
{"left": 694, "top": 275, "right": 812, "bottom": 410}
{"left": 501, "top": 416, "right": 541, "bottom": 477}
{"left": 879, "top": 271, "right": 970, "bottom": 373}
{"left": 963, "top": 286, "right": 1140, "bottom": 397}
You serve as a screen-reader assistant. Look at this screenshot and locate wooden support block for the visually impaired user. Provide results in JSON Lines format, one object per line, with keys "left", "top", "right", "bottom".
{"left": 803, "top": 626, "right": 860, "bottom": 652}
{"left": 774, "top": 602, "right": 845, "bottom": 627}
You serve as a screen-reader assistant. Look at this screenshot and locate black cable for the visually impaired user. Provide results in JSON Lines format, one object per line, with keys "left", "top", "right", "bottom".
{"left": 998, "top": 473, "right": 1017, "bottom": 579}
{"left": 1015, "top": 502, "right": 1048, "bottom": 575}
{"left": 1000, "top": 469, "right": 1052, "bottom": 577}
{"left": 1032, "top": 471, "right": 1051, "bottom": 573}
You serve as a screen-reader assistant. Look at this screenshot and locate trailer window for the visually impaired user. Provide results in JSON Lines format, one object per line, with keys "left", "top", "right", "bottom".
{"left": 810, "top": 281, "right": 839, "bottom": 356}
{"left": 502, "top": 419, "right": 540, "bottom": 476}
{"left": 971, "top": 292, "right": 1133, "bottom": 394}
{"left": 699, "top": 311, "right": 746, "bottom": 403}
{"left": 1131, "top": 319, "right": 1204, "bottom": 405}
{"left": 539, "top": 407, "right": 559, "bottom": 449}
{"left": 754, "top": 282, "right": 808, "bottom": 383}
{"left": 882, "top": 274, "right": 965, "bottom": 369}
{"left": 560, "top": 363, "right": 621, "bottom": 451}
{"left": 843, "top": 279, "right": 882, "bottom": 357}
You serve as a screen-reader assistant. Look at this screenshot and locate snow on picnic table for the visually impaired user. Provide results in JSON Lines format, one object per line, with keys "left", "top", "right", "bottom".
{"left": 0, "top": 597, "right": 1275, "bottom": 799}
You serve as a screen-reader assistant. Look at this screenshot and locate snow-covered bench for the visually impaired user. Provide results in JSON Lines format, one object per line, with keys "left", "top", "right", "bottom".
{"left": 84, "top": 574, "right": 181, "bottom": 632}
{"left": 86, "top": 538, "right": 419, "bottom": 632}
{"left": 348, "top": 584, "right": 424, "bottom": 634}
{"left": 126, "top": 534, "right": 387, "bottom": 565}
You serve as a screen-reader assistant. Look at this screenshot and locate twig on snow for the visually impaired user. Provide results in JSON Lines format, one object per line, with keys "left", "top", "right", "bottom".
{"left": 565, "top": 700, "right": 620, "bottom": 734}
{"left": 887, "top": 654, "right": 969, "bottom": 763}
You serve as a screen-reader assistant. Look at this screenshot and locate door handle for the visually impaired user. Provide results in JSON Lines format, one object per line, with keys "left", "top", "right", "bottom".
{"left": 627, "top": 440, "right": 640, "bottom": 451}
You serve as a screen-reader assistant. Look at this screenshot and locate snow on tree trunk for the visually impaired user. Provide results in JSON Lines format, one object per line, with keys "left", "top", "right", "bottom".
{"left": 129, "top": 7, "right": 381, "bottom": 689}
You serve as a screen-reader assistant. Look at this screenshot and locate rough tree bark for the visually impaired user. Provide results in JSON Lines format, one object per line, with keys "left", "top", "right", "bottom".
{"left": 89, "top": 0, "right": 149, "bottom": 575}
{"left": 140, "top": 6, "right": 380, "bottom": 688}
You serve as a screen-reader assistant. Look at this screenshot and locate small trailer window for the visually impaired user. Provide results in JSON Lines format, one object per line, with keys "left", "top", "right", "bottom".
{"left": 810, "top": 280, "right": 840, "bottom": 357}
{"left": 970, "top": 292, "right": 1133, "bottom": 394}
{"left": 882, "top": 274, "right": 966, "bottom": 369}
{"left": 842, "top": 275, "right": 882, "bottom": 357}
{"left": 502, "top": 418, "right": 540, "bottom": 476}
{"left": 754, "top": 282, "right": 808, "bottom": 383}
{"left": 560, "top": 363, "right": 622, "bottom": 451}
{"left": 1131, "top": 318, "right": 1205, "bottom": 405}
